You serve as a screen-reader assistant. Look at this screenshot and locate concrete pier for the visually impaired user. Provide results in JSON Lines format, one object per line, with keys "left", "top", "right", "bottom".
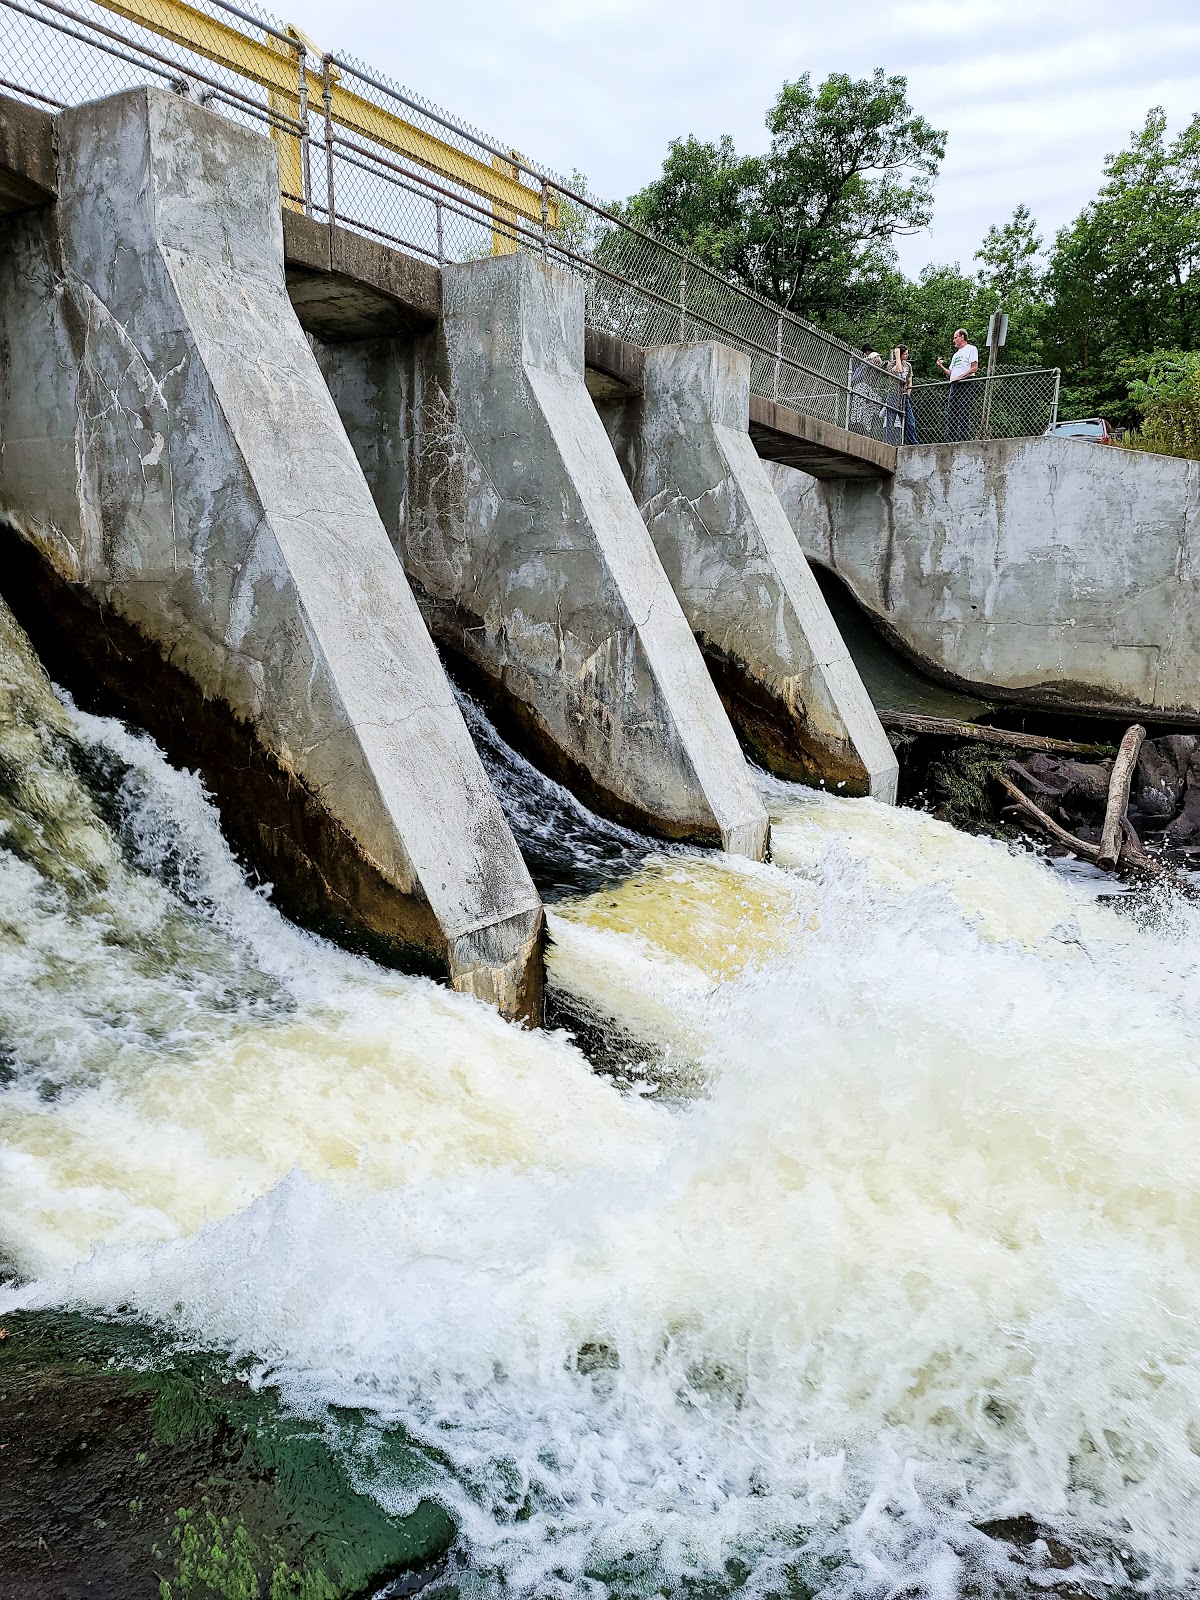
{"left": 602, "top": 342, "right": 897, "bottom": 801}
{"left": 324, "top": 254, "right": 769, "bottom": 856}
{"left": 0, "top": 87, "right": 544, "bottom": 1019}
{"left": 770, "top": 439, "right": 1200, "bottom": 723}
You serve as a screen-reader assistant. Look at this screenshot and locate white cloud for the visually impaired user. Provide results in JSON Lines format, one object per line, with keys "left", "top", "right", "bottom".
{"left": 282, "top": 0, "right": 1200, "bottom": 276}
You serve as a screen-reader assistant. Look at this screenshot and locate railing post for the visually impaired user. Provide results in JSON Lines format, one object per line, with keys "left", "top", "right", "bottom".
{"left": 321, "top": 56, "right": 335, "bottom": 234}
{"left": 679, "top": 262, "right": 686, "bottom": 342}
{"left": 773, "top": 314, "right": 782, "bottom": 402}
{"left": 296, "top": 46, "right": 312, "bottom": 217}
{"left": 844, "top": 357, "right": 852, "bottom": 431}
{"left": 1050, "top": 367, "right": 1062, "bottom": 428}
{"left": 541, "top": 180, "right": 549, "bottom": 255}
{"left": 436, "top": 200, "right": 444, "bottom": 265}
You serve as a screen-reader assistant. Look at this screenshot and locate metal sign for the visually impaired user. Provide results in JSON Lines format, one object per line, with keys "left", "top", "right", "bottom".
{"left": 987, "top": 311, "right": 1009, "bottom": 349}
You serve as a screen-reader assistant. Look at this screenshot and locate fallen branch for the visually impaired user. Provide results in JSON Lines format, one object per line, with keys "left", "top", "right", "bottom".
{"left": 879, "top": 710, "right": 1110, "bottom": 757}
{"left": 994, "top": 772, "right": 1102, "bottom": 862}
{"left": 1098, "top": 724, "right": 1146, "bottom": 870}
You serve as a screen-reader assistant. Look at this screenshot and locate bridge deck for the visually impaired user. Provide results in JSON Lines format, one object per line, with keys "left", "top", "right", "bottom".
{"left": 0, "top": 95, "right": 892, "bottom": 483}
{"left": 747, "top": 395, "right": 896, "bottom": 480}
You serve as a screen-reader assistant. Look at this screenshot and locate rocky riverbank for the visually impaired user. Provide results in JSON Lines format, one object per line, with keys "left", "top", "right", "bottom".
{"left": 0, "top": 1309, "right": 456, "bottom": 1600}
{"left": 900, "top": 720, "right": 1200, "bottom": 876}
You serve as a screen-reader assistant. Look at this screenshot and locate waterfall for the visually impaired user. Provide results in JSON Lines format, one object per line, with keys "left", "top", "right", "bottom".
{"left": 3, "top": 593, "right": 1200, "bottom": 1597}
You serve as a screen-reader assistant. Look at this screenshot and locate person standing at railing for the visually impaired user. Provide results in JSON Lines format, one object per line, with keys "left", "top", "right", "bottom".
{"left": 888, "top": 346, "right": 918, "bottom": 444}
{"left": 937, "top": 329, "right": 979, "bottom": 440}
{"left": 851, "top": 345, "right": 884, "bottom": 432}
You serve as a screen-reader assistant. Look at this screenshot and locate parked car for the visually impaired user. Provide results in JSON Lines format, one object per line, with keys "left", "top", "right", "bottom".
{"left": 1045, "top": 418, "right": 1114, "bottom": 444}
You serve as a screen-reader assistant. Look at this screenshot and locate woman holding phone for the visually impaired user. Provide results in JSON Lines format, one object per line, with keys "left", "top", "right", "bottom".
{"left": 890, "top": 345, "right": 918, "bottom": 445}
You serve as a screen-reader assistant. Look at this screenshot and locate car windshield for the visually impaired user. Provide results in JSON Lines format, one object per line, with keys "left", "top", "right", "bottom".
{"left": 1052, "top": 421, "right": 1104, "bottom": 438}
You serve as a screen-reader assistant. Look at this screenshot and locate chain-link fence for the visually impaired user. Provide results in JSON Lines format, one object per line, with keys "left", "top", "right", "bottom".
{"left": 1, "top": 0, "right": 1058, "bottom": 449}
{"left": 910, "top": 367, "right": 1062, "bottom": 445}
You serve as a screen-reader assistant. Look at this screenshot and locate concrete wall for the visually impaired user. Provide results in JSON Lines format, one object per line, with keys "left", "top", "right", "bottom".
{"left": 0, "top": 86, "right": 544, "bottom": 1018}
{"left": 770, "top": 438, "right": 1200, "bottom": 721}
{"left": 322, "top": 253, "right": 769, "bottom": 858}
{"left": 602, "top": 341, "right": 897, "bottom": 801}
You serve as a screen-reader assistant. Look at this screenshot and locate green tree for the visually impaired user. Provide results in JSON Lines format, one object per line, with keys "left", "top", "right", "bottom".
{"left": 972, "top": 205, "right": 1047, "bottom": 369}
{"left": 623, "top": 70, "right": 945, "bottom": 325}
{"left": 975, "top": 203, "right": 1044, "bottom": 308}
{"left": 1043, "top": 107, "right": 1200, "bottom": 422}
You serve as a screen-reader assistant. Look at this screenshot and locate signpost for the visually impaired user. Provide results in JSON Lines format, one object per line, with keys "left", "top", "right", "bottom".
{"left": 981, "top": 310, "right": 1008, "bottom": 438}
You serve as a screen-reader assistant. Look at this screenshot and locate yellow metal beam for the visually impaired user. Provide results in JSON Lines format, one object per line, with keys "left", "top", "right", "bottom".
{"left": 491, "top": 151, "right": 520, "bottom": 256}
{"left": 94, "top": 0, "right": 557, "bottom": 226}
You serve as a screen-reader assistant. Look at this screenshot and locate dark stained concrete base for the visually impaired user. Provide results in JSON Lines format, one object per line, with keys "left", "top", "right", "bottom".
{"left": 0, "top": 526, "right": 545, "bottom": 1023}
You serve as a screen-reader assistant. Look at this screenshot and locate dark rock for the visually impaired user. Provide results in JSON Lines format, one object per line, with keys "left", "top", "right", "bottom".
{"left": 1007, "top": 755, "right": 1113, "bottom": 821}
{"left": 1135, "top": 740, "right": 1187, "bottom": 819}
{"left": 1166, "top": 747, "right": 1200, "bottom": 846}
{"left": 1158, "top": 733, "right": 1197, "bottom": 776}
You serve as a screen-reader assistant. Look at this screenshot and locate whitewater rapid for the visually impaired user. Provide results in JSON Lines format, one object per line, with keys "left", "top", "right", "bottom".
{"left": 2, "top": 599, "right": 1200, "bottom": 1597}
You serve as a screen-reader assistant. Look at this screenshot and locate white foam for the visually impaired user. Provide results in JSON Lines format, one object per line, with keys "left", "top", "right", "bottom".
{"left": 4, "top": 682, "right": 1200, "bottom": 1595}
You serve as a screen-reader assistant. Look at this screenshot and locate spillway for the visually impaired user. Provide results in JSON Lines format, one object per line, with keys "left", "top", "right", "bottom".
{"left": 3, "top": 597, "right": 1200, "bottom": 1598}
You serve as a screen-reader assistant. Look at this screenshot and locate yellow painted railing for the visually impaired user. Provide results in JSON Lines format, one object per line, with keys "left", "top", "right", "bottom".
{"left": 96, "top": 0, "right": 557, "bottom": 230}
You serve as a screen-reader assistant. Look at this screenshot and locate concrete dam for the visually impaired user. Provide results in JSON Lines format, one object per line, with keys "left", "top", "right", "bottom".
{"left": 0, "top": 84, "right": 899, "bottom": 1018}
{"left": 8, "top": 12, "right": 1200, "bottom": 1600}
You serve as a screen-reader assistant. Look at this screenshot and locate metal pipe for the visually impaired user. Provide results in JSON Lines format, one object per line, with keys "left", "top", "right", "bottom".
{"left": 322, "top": 55, "right": 336, "bottom": 235}
{"left": 297, "top": 48, "right": 312, "bottom": 217}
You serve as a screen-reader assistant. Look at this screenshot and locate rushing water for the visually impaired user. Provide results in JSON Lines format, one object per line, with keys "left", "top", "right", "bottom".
{"left": 3, "top": 595, "right": 1200, "bottom": 1598}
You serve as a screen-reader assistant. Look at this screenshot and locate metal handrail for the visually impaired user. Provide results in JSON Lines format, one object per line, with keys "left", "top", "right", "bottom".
{"left": 1, "top": 0, "right": 984, "bottom": 444}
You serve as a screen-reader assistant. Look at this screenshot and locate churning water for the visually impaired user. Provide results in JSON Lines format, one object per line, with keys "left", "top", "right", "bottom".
{"left": 3, "top": 594, "right": 1200, "bottom": 1598}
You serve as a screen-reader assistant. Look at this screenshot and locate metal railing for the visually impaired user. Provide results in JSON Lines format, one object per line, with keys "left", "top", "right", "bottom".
{"left": 1, "top": 0, "right": 910, "bottom": 441}
{"left": 910, "top": 367, "right": 1062, "bottom": 445}
{"left": 0, "top": 0, "right": 1059, "bottom": 450}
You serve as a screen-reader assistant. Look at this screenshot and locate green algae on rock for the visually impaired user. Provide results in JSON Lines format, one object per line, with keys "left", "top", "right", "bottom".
{"left": 0, "top": 1310, "right": 456, "bottom": 1600}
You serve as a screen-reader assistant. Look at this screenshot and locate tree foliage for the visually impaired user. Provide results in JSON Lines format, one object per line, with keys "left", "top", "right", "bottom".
{"left": 623, "top": 70, "right": 945, "bottom": 325}
{"left": 622, "top": 82, "right": 1200, "bottom": 431}
{"left": 1042, "top": 108, "right": 1200, "bottom": 422}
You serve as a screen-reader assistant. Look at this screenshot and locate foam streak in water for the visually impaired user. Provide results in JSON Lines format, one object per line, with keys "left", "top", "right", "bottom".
{"left": 3, "top": 603, "right": 1200, "bottom": 1596}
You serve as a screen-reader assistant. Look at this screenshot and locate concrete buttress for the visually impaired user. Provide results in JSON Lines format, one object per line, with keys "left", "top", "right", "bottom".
{"left": 0, "top": 87, "right": 544, "bottom": 1020}
{"left": 325, "top": 253, "right": 769, "bottom": 856}
{"left": 603, "top": 342, "right": 898, "bottom": 802}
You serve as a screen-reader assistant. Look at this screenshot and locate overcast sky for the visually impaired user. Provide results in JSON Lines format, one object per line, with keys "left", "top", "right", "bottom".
{"left": 283, "top": 0, "right": 1200, "bottom": 277}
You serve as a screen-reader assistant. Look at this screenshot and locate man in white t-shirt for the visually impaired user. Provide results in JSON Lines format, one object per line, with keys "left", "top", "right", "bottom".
{"left": 937, "top": 328, "right": 979, "bottom": 440}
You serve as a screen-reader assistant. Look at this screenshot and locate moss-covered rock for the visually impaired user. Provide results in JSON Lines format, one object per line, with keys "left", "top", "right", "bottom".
{"left": 0, "top": 1310, "right": 455, "bottom": 1600}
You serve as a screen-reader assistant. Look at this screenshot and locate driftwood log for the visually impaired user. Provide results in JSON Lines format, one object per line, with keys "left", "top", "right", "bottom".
{"left": 1098, "top": 724, "right": 1146, "bottom": 869}
{"left": 879, "top": 710, "right": 1109, "bottom": 757}
{"left": 994, "top": 773, "right": 1102, "bottom": 861}
{"left": 996, "top": 726, "right": 1192, "bottom": 891}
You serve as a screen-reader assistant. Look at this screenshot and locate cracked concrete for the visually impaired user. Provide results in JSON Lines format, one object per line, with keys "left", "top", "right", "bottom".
{"left": 769, "top": 441, "right": 1200, "bottom": 721}
{"left": 601, "top": 341, "right": 897, "bottom": 801}
{"left": 0, "top": 86, "right": 544, "bottom": 1019}
{"left": 321, "top": 253, "right": 768, "bottom": 857}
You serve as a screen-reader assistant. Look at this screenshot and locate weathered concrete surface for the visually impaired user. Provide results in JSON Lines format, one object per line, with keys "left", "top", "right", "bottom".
{"left": 749, "top": 394, "right": 896, "bottom": 481}
{"left": 584, "top": 326, "right": 645, "bottom": 402}
{"left": 323, "top": 252, "right": 769, "bottom": 856}
{"left": 282, "top": 209, "right": 440, "bottom": 341}
{"left": 0, "top": 92, "right": 57, "bottom": 215}
{"left": 0, "top": 86, "right": 544, "bottom": 1017}
{"left": 768, "top": 438, "right": 1200, "bottom": 721}
{"left": 602, "top": 341, "right": 897, "bottom": 800}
